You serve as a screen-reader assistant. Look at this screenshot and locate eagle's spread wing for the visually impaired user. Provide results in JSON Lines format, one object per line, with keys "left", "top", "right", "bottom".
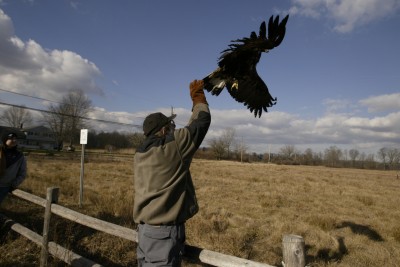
{"left": 203, "top": 15, "right": 289, "bottom": 117}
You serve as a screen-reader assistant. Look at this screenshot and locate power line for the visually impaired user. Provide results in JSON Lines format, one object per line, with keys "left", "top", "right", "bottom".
{"left": 0, "top": 87, "right": 188, "bottom": 128}
{"left": 0, "top": 87, "right": 149, "bottom": 122}
{"left": 0, "top": 101, "right": 141, "bottom": 128}
{"left": 0, "top": 87, "right": 65, "bottom": 106}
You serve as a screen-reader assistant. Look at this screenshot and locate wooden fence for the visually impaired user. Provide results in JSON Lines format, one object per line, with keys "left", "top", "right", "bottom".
{"left": 1, "top": 187, "right": 306, "bottom": 267}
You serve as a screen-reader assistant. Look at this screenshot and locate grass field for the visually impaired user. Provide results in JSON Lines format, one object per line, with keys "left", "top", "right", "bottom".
{"left": 1, "top": 155, "right": 400, "bottom": 266}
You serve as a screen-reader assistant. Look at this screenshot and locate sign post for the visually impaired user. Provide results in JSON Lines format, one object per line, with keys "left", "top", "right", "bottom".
{"left": 79, "top": 129, "right": 88, "bottom": 208}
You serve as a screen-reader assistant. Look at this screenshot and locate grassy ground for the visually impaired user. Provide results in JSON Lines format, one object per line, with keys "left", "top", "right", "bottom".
{"left": 1, "top": 155, "right": 400, "bottom": 266}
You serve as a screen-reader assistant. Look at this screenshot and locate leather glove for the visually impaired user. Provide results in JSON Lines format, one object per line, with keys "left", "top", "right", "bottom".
{"left": 190, "top": 80, "right": 207, "bottom": 106}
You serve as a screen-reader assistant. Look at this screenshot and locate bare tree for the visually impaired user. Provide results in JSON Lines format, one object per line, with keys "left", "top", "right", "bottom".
{"left": 1, "top": 105, "right": 33, "bottom": 128}
{"left": 349, "top": 148, "right": 360, "bottom": 167}
{"left": 208, "top": 128, "right": 237, "bottom": 160}
{"left": 221, "top": 128, "right": 236, "bottom": 159}
{"left": 359, "top": 152, "right": 366, "bottom": 169}
{"left": 280, "top": 145, "right": 297, "bottom": 160}
{"left": 365, "top": 153, "right": 376, "bottom": 169}
{"left": 233, "top": 137, "right": 249, "bottom": 162}
{"left": 324, "top": 146, "right": 343, "bottom": 167}
{"left": 377, "top": 147, "right": 388, "bottom": 170}
{"left": 302, "top": 148, "right": 314, "bottom": 165}
{"left": 43, "top": 90, "right": 92, "bottom": 150}
{"left": 386, "top": 148, "right": 399, "bottom": 170}
{"left": 208, "top": 138, "right": 227, "bottom": 160}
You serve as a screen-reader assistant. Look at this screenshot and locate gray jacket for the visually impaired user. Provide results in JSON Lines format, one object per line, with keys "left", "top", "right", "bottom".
{"left": 0, "top": 152, "right": 27, "bottom": 188}
{"left": 133, "top": 103, "right": 211, "bottom": 225}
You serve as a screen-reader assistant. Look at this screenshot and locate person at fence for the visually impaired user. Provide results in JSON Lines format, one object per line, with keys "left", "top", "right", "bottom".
{"left": 133, "top": 79, "right": 211, "bottom": 267}
{"left": 0, "top": 132, "right": 27, "bottom": 205}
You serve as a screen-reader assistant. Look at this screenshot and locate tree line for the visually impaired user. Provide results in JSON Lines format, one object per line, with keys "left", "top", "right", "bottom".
{"left": 202, "top": 128, "right": 400, "bottom": 171}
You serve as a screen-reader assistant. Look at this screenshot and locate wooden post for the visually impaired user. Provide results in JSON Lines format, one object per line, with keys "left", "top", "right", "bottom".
{"left": 282, "top": 235, "right": 305, "bottom": 267}
{"left": 40, "top": 187, "right": 59, "bottom": 267}
{"left": 79, "top": 144, "right": 85, "bottom": 208}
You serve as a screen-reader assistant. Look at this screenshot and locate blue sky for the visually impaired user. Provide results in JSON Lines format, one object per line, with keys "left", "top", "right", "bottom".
{"left": 0, "top": 0, "right": 399, "bottom": 155}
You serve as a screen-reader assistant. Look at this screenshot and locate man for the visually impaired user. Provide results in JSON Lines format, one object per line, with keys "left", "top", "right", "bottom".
{"left": 0, "top": 132, "right": 27, "bottom": 205}
{"left": 133, "top": 79, "right": 211, "bottom": 267}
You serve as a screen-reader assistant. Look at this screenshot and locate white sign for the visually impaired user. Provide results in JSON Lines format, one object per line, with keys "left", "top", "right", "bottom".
{"left": 80, "top": 129, "right": 88, "bottom": 145}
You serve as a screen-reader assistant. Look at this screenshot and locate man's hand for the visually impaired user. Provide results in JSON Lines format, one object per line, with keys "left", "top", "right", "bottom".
{"left": 190, "top": 80, "right": 207, "bottom": 106}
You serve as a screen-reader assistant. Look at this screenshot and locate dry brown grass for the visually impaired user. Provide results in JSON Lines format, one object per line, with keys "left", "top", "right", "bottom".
{"left": 1, "top": 155, "right": 400, "bottom": 266}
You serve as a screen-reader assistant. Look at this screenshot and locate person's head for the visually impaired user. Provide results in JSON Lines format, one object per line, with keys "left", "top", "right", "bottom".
{"left": 143, "top": 112, "right": 177, "bottom": 137}
{"left": 2, "top": 132, "right": 18, "bottom": 148}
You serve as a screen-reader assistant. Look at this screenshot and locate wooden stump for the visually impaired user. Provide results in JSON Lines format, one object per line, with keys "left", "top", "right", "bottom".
{"left": 282, "top": 235, "right": 305, "bottom": 267}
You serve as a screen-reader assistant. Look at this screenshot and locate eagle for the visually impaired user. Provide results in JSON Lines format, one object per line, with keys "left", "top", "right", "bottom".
{"left": 203, "top": 15, "right": 289, "bottom": 117}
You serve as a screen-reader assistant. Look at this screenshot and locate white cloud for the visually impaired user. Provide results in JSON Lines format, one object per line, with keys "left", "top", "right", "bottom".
{"left": 288, "top": 0, "right": 325, "bottom": 19}
{"left": 359, "top": 93, "right": 400, "bottom": 113}
{"left": 85, "top": 100, "right": 400, "bottom": 155}
{"left": 206, "top": 107, "right": 400, "bottom": 153}
{"left": 70, "top": 2, "right": 80, "bottom": 10}
{"left": 0, "top": 8, "right": 103, "bottom": 102}
{"left": 289, "top": 0, "right": 400, "bottom": 33}
{"left": 323, "top": 98, "right": 355, "bottom": 114}
{"left": 9, "top": 94, "right": 397, "bottom": 155}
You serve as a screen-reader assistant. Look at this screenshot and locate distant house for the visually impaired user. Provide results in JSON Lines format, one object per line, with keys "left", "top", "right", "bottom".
{"left": 0, "top": 125, "right": 57, "bottom": 150}
{"left": 21, "top": 125, "right": 57, "bottom": 150}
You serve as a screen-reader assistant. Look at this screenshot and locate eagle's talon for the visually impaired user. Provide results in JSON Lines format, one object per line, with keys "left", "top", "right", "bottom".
{"left": 231, "top": 81, "right": 239, "bottom": 91}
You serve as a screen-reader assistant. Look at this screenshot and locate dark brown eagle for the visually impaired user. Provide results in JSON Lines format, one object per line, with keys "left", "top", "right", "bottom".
{"left": 203, "top": 15, "right": 289, "bottom": 117}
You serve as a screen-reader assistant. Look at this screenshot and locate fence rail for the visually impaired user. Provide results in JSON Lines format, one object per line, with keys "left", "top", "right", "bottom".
{"left": 0, "top": 214, "right": 103, "bottom": 267}
{"left": 2, "top": 188, "right": 305, "bottom": 267}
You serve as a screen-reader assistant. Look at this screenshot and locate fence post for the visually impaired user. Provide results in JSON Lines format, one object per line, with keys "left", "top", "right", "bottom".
{"left": 282, "top": 234, "right": 305, "bottom": 267}
{"left": 40, "top": 187, "right": 59, "bottom": 267}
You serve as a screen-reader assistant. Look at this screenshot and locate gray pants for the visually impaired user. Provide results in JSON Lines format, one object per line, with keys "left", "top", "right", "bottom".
{"left": 137, "top": 223, "right": 185, "bottom": 267}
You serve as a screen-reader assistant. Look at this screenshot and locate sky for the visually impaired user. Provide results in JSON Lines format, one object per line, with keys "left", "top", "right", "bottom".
{"left": 0, "top": 0, "right": 399, "bottom": 155}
